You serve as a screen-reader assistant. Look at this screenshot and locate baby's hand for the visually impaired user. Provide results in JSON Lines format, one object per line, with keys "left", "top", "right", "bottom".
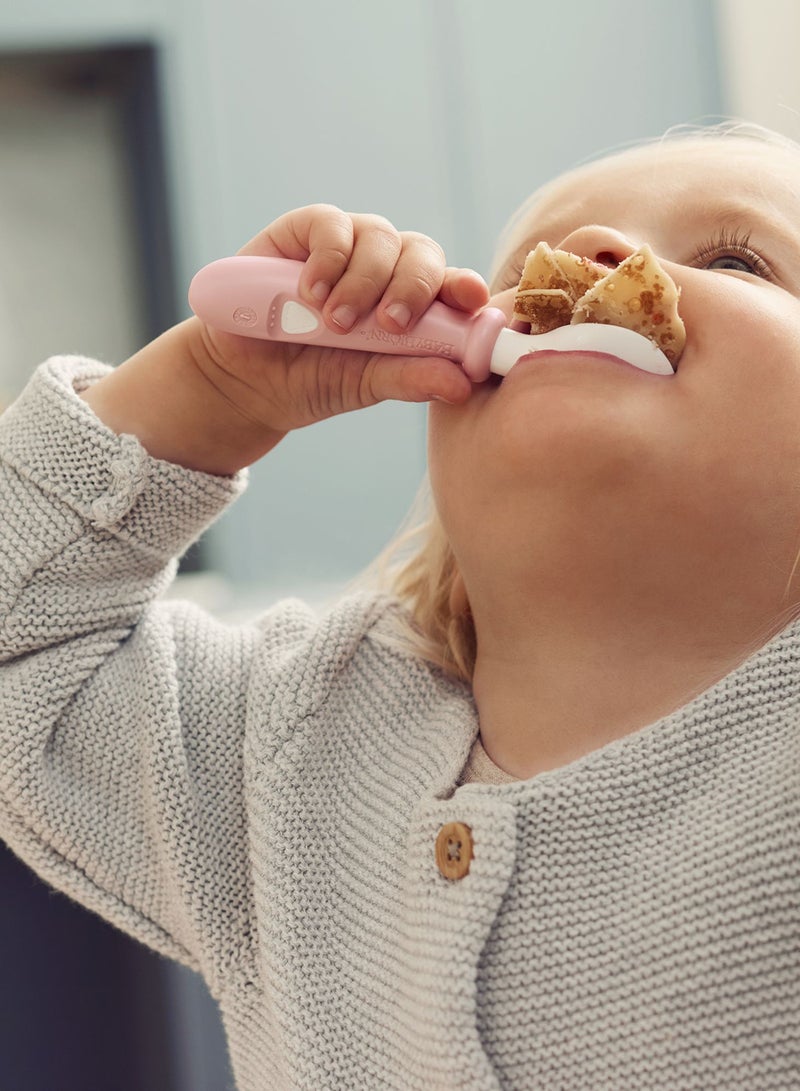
{"left": 244, "top": 204, "right": 488, "bottom": 339}
{"left": 83, "top": 206, "right": 491, "bottom": 475}
{"left": 189, "top": 205, "right": 489, "bottom": 441}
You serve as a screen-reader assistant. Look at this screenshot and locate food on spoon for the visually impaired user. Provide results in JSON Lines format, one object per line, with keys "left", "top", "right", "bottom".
{"left": 513, "top": 242, "right": 606, "bottom": 333}
{"left": 512, "top": 287, "right": 574, "bottom": 333}
{"left": 517, "top": 241, "right": 607, "bottom": 297}
{"left": 513, "top": 242, "right": 686, "bottom": 367}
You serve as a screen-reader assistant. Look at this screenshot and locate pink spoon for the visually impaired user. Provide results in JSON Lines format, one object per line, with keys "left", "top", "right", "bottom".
{"left": 189, "top": 256, "right": 675, "bottom": 381}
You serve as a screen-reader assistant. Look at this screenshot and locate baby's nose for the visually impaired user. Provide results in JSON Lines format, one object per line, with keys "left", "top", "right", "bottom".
{"left": 556, "top": 226, "right": 639, "bottom": 268}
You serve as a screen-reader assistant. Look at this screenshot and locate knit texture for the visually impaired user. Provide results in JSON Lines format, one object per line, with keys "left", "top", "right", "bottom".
{"left": 1, "top": 357, "right": 799, "bottom": 1090}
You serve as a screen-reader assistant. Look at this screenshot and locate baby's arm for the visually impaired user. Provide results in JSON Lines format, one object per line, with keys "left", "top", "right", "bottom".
{"left": 0, "top": 205, "right": 487, "bottom": 991}
{"left": 0, "top": 354, "right": 259, "bottom": 988}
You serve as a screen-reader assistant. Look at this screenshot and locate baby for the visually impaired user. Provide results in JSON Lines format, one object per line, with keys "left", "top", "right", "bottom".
{"left": 1, "top": 122, "right": 799, "bottom": 1089}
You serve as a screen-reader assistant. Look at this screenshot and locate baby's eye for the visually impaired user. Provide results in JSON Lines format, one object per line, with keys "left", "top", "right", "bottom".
{"left": 691, "top": 228, "right": 773, "bottom": 280}
{"left": 705, "top": 253, "right": 762, "bottom": 275}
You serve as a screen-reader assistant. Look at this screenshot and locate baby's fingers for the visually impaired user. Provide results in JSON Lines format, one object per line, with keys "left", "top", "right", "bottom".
{"left": 320, "top": 215, "right": 403, "bottom": 331}
{"left": 437, "top": 268, "right": 491, "bottom": 314}
{"left": 375, "top": 257, "right": 490, "bottom": 338}
{"left": 370, "top": 232, "right": 449, "bottom": 333}
{"left": 239, "top": 203, "right": 356, "bottom": 304}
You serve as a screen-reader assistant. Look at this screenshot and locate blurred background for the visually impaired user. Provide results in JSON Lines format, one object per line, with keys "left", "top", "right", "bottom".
{"left": 0, "top": 0, "right": 796, "bottom": 1087}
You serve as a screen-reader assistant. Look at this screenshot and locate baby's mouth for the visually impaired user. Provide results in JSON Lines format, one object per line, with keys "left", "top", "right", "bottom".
{"left": 511, "top": 243, "right": 686, "bottom": 374}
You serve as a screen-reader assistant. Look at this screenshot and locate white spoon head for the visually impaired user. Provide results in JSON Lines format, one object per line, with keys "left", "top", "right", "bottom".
{"left": 491, "top": 324, "right": 676, "bottom": 378}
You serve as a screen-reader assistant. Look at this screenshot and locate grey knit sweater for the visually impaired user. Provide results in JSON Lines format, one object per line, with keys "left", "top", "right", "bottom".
{"left": 1, "top": 357, "right": 798, "bottom": 1090}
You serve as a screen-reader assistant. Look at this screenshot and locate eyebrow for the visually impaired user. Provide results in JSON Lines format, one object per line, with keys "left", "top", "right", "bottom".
{"left": 696, "top": 199, "right": 792, "bottom": 235}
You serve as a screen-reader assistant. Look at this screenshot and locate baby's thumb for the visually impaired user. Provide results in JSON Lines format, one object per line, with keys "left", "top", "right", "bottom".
{"left": 364, "top": 355, "right": 473, "bottom": 407}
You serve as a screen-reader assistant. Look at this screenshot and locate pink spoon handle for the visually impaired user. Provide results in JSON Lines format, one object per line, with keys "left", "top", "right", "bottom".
{"left": 188, "top": 255, "right": 507, "bottom": 382}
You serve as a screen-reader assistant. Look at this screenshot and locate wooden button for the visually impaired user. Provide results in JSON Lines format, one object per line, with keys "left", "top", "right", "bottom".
{"left": 435, "top": 821, "right": 473, "bottom": 880}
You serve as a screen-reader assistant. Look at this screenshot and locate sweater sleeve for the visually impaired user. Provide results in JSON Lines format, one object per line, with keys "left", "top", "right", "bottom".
{"left": 0, "top": 356, "right": 274, "bottom": 992}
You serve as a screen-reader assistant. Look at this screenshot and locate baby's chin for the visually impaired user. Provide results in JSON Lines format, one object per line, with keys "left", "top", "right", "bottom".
{"left": 428, "top": 345, "right": 689, "bottom": 531}
{"left": 477, "top": 375, "right": 674, "bottom": 488}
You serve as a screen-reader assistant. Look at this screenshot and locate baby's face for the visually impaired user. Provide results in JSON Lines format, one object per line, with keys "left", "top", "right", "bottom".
{"left": 429, "top": 137, "right": 800, "bottom": 639}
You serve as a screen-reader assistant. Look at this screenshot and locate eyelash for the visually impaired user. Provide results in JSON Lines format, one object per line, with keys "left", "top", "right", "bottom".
{"left": 690, "top": 228, "right": 773, "bottom": 280}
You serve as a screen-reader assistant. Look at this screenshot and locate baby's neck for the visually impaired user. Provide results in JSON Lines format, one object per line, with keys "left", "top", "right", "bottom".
{"left": 471, "top": 611, "right": 757, "bottom": 780}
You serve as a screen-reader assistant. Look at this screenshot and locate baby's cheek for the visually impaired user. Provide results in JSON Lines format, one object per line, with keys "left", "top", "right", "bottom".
{"left": 681, "top": 269, "right": 794, "bottom": 361}
{"left": 685, "top": 286, "right": 800, "bottom": 511}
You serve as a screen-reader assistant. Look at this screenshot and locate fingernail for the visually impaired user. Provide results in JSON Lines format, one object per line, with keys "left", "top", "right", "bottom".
{"left": 332, "top": 304, "right": 356, "bottom": 331}
{"left": 385, "top": 302, "right": 411, "bottom": 329}
{"left": 311, "top": 280, "right": 331, "bottom": 303}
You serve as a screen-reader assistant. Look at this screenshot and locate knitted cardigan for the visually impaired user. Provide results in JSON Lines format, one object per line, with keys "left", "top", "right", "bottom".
{"left": 1, "top": 357, "right": 798, "bottom": 1091}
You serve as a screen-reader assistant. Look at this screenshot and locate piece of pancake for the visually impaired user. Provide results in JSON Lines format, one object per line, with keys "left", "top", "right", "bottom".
{"left": 517, "top": 241, "right": 607, "bottom": 296}
{"left": 513, "top": 242, "right": 686, "bottom": 367}
{"left": 570, "top": 244, "right": 685, "bottom": 367}
{"left": 512, "top": 288, "right": 573, "bottom": 333}
{"left": 513, "top": 242, "right": 607, "bottom": 332}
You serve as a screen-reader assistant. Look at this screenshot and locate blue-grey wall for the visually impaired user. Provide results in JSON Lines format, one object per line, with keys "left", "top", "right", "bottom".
{"left": 1, "top": 0, "right": 722, "bottom": 600}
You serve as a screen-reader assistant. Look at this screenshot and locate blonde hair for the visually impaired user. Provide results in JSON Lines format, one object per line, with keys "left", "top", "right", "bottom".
{"left": 359, "top": 476, "right": 476, "bottom": 681}
{"left": 360, "top": 118, "right": 800, "bottom": 683}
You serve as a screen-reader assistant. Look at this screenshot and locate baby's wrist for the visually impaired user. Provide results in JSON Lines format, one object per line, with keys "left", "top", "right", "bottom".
{"left": 81, "top": 320, "right": 285, "bottom": 475}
